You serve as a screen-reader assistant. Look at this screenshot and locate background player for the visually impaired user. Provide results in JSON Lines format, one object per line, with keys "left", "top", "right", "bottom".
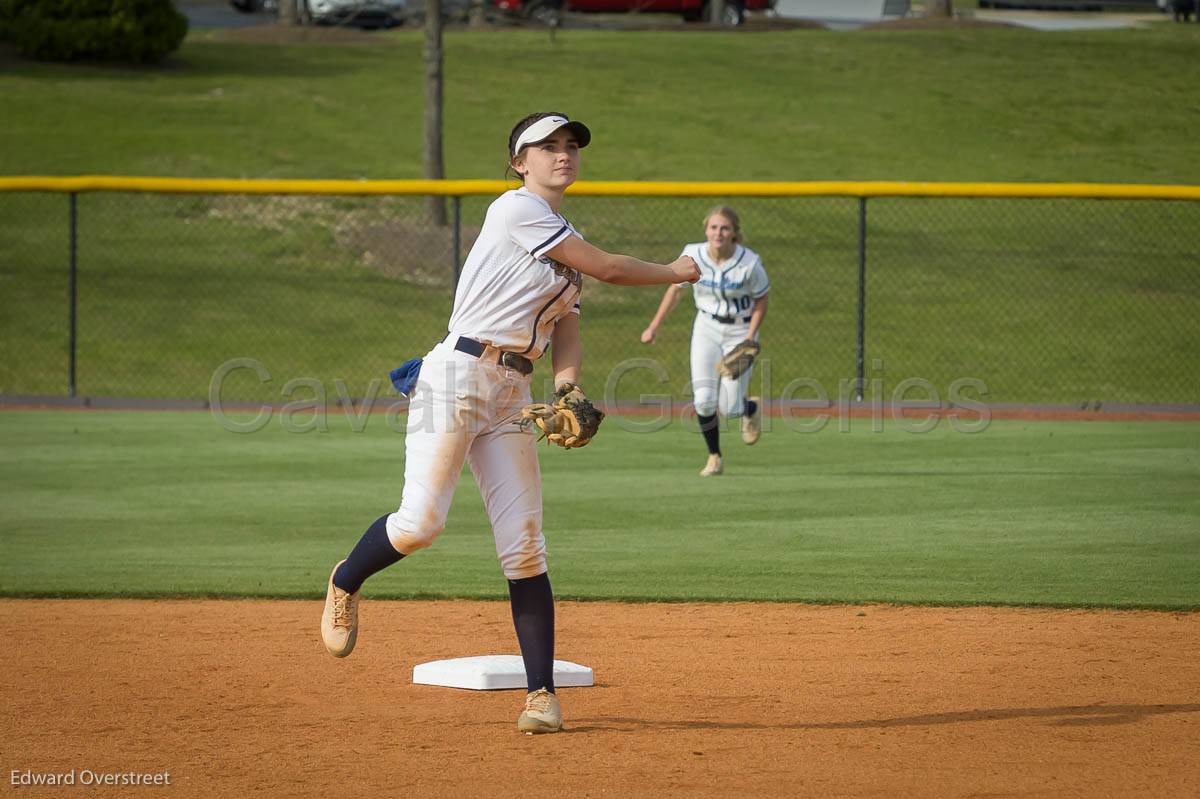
{"left": 320, "top": 112, "right": 700, "bottom": 734}
{"left": 640, "top": 206, "right": 770, "bottom": 476}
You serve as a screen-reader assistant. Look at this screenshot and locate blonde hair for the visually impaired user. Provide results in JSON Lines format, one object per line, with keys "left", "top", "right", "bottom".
{"left": 704, "top": 205, "right": 743, "bottom": 244}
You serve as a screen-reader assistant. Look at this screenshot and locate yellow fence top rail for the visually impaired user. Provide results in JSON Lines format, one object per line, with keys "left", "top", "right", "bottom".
{"left": 2, "top": 176, "right": 1200, "bottom": 201}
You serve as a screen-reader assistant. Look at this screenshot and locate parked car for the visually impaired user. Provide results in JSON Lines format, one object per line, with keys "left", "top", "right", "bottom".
{"left": 301, "top": 0, "right": 407, "bottom": 26}
{"left": 493, "top": 0, "right": 772, "bottom": 26}
{"left": 1158, "top": 0, "right": 1196, "bottom": 21}
{"left": 231, "top": 0, "right": 407, "bottom": 28}
{"left": 231, "top": 0, "right": 278, "bottom": 11}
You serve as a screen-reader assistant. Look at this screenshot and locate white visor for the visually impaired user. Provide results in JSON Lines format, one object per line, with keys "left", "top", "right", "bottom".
{"left": 512, "top": 115, "right": 591, "bottom": 156}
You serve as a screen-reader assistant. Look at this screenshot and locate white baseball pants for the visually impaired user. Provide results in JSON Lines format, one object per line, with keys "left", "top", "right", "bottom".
{"left": 383, "top": 340, "right": 546, "bottom": 580}
{"left": 690, "top": 312, "right": 756, "bottom": 418}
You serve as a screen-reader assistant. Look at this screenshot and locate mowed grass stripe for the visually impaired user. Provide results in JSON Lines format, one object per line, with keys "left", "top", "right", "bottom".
{"left": 0, "top": 411, "right": 1196, "bottom": 608}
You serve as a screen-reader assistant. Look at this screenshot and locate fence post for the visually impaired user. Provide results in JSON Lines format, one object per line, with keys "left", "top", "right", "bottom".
{"left": 68, "top": 192, "right": 78, "bottom": 399}
{"left": 452, "top": 195, "right": 461, "bottom": 301}
{"left": 855, "top": 196, "right": 867, "bottom": 402}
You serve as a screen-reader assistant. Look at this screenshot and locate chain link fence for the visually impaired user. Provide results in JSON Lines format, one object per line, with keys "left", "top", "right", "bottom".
{"left": 2, "top": 182, "right": 1198, "bottom": 408}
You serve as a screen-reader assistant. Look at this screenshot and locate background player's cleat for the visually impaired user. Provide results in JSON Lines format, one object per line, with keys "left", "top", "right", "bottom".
{"left": 742, "top": 396, "right": 761, "bottom": 445}
{"left": 699, "top": 454, "right": 724, "bottom": 477}
{"left": 517, "top": 688, "right": 563, "bottom": 734}
{"left": 321, "top": 560, "right": 359, "bottom": 658}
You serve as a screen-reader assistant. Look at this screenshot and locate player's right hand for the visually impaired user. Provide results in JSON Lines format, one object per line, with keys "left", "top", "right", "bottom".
{"left": 670, "top": 255, "right": 700, "bottom": 284}
{"left": 640, "top": 327, "right": 656, "bottom": 344}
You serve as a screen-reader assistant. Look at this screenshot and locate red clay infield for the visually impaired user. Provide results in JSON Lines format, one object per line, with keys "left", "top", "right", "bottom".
{"left": 2, "top": 600, "right": 1198, "bottom": 798}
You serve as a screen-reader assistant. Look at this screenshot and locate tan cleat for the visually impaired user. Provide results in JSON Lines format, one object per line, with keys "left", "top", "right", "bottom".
{"left": 517, "top": 688, "right": 563, "bottom": 734}
{"left": 699, "top": 454, "right": 724, "bottom": 477}
{"left": 321, "top": 560, "right": 359, "bottom": 658}
{"left": 742, "top": 396, "right": 761, "bottom": 445}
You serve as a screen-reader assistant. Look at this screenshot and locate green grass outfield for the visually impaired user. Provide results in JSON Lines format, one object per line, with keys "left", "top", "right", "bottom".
{"left": 2, "top": 24, "right": 1199, "bottom": 183}
{"left": 3, "top": 25, "right": 1200, "bottom": 405}
{"left": 1, "top": 410, "right": 1197, "bottom": 609}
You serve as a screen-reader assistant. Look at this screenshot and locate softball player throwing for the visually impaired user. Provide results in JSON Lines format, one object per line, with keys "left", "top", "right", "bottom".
{"left": 320, "top": 112, "right": 700, "bottom": 734}
{"left": 640, "top": 206, "right": 769, "bottom": 476}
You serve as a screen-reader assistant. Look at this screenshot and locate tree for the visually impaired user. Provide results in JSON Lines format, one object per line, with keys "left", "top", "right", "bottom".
{"left": 924, "top": 0, "right": 952, "bottom": 16}
{"left": 424, "top": 0, "right": 447, "bottom": 226}
{"left": 708, "top": 0, "right": 726, "bottom": 25}
{"left": 1, "top": 0, "right": 188, "bottom": 62}
{"left": 278, "top": 0, "right": 298, "bottom": 25}
{"left": 468, "top": 0, "right": 486, "bottom": 27}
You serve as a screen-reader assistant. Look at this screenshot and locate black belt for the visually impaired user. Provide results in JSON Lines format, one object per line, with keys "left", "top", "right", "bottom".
{"left": 710, "top": 313, "right": 752, "bottom": 324}
{"left": 453, "top": 336, "right": 534, "bottom": 376}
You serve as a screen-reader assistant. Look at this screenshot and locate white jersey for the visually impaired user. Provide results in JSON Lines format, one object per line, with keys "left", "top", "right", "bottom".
{"left": 680, "top": 242, "right": 769, "bottom": 320}
{"left": 448, "top": 187, "right": 583, "bottom": 360}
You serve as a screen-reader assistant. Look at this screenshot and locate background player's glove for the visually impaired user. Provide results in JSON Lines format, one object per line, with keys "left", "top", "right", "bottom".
{"left": 520, "top": 383, "right": 605, "bottom": 449}
{"left": 716, "top": 339, "right": 760, "bottom": 379}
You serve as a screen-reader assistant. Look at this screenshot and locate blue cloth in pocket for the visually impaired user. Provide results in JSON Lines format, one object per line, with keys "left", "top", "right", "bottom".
{"left": 389, "top": 357, "right": 423, "bottom": 398}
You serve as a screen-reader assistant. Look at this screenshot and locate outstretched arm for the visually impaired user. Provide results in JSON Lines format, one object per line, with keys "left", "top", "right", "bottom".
{"left": 641, "top": 284, "right": 686, "bottom": 344}
{"left": 546, "top": 235, "right": 699, "bottom": 287}
{"left": 550, "top": 313, "right": 583, "bottom": 390}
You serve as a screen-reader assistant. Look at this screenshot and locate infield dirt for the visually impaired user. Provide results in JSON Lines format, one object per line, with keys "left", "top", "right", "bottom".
{"left": 3, "top": 600, "right": 1197, "bottom": 797}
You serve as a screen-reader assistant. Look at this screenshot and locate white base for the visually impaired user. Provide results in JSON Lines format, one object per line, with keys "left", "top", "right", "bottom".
{"left": 412, "top": 655, "right": 594, "bottom": 691}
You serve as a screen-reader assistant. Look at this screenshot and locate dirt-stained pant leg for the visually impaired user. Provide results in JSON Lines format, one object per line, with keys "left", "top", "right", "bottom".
{"left": 386, "top": 344, "right": 481, "bottom": 555}
{"left": 468, "top": 373, "right": 546, "bottom": 580}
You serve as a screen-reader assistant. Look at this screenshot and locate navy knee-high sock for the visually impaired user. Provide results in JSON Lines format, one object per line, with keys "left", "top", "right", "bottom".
{"left": 697, "top": 413, "right": 721, "bottom": 456}
{"left": 745, "top": 398, "right": 758, "bottom": 418}
{"left": 333, "top": 514, "right": 404, "bottom": 594}
{"left": 508, "top": 572, "right": 555, "bottom": 694}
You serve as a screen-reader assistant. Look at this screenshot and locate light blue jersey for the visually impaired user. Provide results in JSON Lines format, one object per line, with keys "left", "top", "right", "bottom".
{"left": 680, "top": 242, "right": 770, "bottom": 320}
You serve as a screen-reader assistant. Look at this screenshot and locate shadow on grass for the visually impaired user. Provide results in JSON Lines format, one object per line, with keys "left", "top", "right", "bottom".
{"left": 569, "top": 703, "right": 1200, "bottom": 733}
